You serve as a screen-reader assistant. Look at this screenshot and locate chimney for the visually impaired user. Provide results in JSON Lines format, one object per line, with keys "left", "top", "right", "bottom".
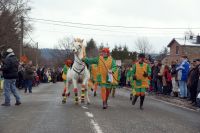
{"left": 197, "top": 35, "right": 200, "bottom": 44}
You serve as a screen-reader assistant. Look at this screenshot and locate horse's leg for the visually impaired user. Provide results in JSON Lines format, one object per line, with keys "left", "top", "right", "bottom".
{"left": 72, "top": 78, "right": 79, "bottom": 104}
{"left": 83, "top": 77, "right": 90, "bottom": 104}
{"left": 62, "top": 81, "right": 70, "bottom": 104}
{"left": 81, "top": 83, "right": 86, "bottom": 103}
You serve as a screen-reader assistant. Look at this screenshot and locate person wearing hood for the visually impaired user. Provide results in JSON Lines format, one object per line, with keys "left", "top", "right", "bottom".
{"left": 1, "top": 48, "right": 21, "bottom": 106}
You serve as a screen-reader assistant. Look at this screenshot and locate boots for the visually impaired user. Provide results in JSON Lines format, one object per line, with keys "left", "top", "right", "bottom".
{"left": 140, "top": 96, "right": 145, "bottom": 110}
{"left": 103, "top": 101, "right": 107, "bottom": 109}
{"left": 130, "top": 94, "right": 133, "bottom": 101}
{"left": 132, "top": 96, "right": 138, "bottom": 105}
{"left": 94, "top": 91, "right": 97, "bottom": 97}
{"left": 112, "top": 89, "right": 115, "bottom": 97}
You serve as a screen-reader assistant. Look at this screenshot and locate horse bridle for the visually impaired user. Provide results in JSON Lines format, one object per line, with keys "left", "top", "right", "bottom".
{"left": 72, "top": 44, "right": 86, "bottom": 75}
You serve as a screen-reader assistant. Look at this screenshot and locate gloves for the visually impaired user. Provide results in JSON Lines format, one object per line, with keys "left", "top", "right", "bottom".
{"left": 81, "top": 58, "right": 86, "bottom": 62}
{"left": 133, "top": 75, "right": 137, "bottom": 80}
{"left": 143, "top": 72, "right": 148, "bottom": 77}
{"left": 108, "top": 70, "right": 114, "bottom": 74}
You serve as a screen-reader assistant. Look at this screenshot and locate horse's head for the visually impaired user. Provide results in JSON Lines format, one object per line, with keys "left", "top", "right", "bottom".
{"left": 72, "top": 38, "right": 86, "bottom": 59}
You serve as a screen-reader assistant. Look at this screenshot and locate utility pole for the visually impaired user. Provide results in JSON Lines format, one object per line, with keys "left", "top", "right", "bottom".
{"left": 35, "top": 42, "right": 38, "bottom": 66}
{"left": 20, "top": 16, "right": 24, "bottom": 58}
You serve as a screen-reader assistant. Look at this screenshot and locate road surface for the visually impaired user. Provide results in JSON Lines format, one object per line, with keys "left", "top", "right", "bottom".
{"left": 0, "top": 82, "right": 200, "bottom": 133}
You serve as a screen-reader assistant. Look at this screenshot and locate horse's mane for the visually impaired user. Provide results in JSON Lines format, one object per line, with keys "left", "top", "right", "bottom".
{"left": 74, "top": 38, "right": 83, "bottom": 43}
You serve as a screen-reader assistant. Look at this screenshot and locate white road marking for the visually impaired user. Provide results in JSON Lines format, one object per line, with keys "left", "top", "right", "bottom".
{"left": 82, "top": 106, "right": 88, "bottom": 109}
{"left": 85, "top": 112, "right": 94, "bottom": 118}
{"left": 90, "top": 119, "right": 103, "bottom": 133}
{"left": 84, "top": 111, "right": 104, "bottom": 133}
{"left": 150, "top": 97, "right": 199, "bottom": 112}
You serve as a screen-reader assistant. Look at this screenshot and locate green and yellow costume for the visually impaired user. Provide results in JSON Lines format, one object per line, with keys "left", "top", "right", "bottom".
{"left": 85, "top": 56, "right": 117, "bottom": 88}
{"left": 131, "top": 61, "right": 151, "bottom": 110}
{"left": 132, "top": 62, "right": 151, "bottom": 96}
{"left": 84, "top": 55, "right": 117, "bottom": 109}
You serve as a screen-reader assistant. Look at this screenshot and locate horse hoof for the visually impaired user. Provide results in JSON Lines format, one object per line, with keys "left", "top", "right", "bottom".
{"left": 62, "top": 100, "right": 66, "bottom": 104}
{"left": 67, "top": 92, "right": 70, "bottom": 97}
{"left": 87, "top": 102, "right": 90, "bottom": 105}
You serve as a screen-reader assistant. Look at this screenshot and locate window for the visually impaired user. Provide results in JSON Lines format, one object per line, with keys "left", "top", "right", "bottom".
{"left": 176, "top": 46, "right": 179, "bottom": 54}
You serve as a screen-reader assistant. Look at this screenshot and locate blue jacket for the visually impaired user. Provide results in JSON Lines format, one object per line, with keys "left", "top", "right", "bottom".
{"left": 176, "top": 60, "right": 190, "bottom": 81}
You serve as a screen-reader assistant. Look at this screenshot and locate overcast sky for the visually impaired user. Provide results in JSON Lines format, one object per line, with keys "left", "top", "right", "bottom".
{"left": 28, "top": 0, "right": 200, "bottom": 53}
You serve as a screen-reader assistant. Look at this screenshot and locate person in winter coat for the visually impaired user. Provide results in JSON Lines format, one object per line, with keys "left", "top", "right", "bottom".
{"left": 1, "top": 48, "right": 21, "bottom": 106}
{"left": 196, "top": 65, "right": 200, "bottom": 107}
{"left": 187, "top": 59, "right": 200, "bottom": 106}
{"left": 24, "top": 61, "right": 34, "bottom": 93}
{"left": 162, "top": 65, "right": 172, "bottom": 95}
{"left": 176, "top": 56, "right": 190, "bottom": 98}
{"left": 171, "top": 61, "right": 179, "bottom": 97}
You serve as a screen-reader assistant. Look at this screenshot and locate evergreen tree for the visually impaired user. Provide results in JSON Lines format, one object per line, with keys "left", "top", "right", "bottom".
{"left": 86, "top": 38, "right": 99, "bottom": 57}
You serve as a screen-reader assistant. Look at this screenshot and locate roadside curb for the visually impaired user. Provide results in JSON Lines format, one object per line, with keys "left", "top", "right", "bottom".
{"left": 121, "top": 87, "right": 200, "bottom": 112}
{"left": 150, "top": 96, "right": 200, "bottom": 113}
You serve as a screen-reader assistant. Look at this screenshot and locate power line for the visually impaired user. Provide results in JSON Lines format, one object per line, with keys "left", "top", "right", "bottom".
{"left": 27, "top": 17, "right": 200, "bottom": 30}
{"left": 30, "top": 20, "right": 125, "bottom": 33}
{"left": 27, "top": 32, "right": 37, "bottom": 44}
{"left": 28, "top": 20, "right": 191, "bottom": 36}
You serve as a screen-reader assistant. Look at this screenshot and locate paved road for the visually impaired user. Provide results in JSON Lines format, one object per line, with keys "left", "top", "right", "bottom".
{"left": 0, "top": 82, "right": 200, "bottom": 133}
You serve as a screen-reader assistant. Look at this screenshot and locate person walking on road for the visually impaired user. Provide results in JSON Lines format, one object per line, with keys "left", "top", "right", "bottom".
{"left": 24, "top": 61, "right": 34, "bottom": 93}
{"left": 1, "top": 48, "right": 21, "bottom": 106}
{"left": 131, "top": 53, "right": 151, "bottom": 110}
{"left": 83, "top": 48, "right": 117, "bottom": 109}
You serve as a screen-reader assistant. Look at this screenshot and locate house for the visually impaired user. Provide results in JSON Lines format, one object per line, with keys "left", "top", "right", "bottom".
{"left": 164, "top": 35, "right": 200, "bottom": 64}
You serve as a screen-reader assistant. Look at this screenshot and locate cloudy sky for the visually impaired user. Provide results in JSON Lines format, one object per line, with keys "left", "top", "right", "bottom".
{"left": 28, "top": 0, "right": 200, "bottom": 53}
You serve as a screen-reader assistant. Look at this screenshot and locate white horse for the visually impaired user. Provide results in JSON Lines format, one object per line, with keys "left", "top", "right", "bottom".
{"left": 62, "top": 38, "right": 90, "bottom": 104}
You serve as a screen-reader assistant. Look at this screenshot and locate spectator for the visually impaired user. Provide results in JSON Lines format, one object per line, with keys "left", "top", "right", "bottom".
{"left": 162, "top": 65, "right": 172, "bottom": 95}
{"left": 1, "top": 48, "right": 21, "bottom": 106}
{"left": 16, "top": 64, "right": 25, "bottom": 89}
{"left": 187, "top": 59, "right": 200, "bottom": 106}
{"left": 152, "top": 60, "right": 160, "bottom": 93}
{"left": 157, "top": 63, "right": 163, "bottom": 94}
{"left": 196, "top": 65, "right": 200, "bottom": 107}
{"left": 176, "top": 56, "right": 190, "bottom": 98}
{"left": 171, "top": 61, "right": 179, "bottom": 97}
{"left": 24, "top": 61, "right": 34, "bottom": 93}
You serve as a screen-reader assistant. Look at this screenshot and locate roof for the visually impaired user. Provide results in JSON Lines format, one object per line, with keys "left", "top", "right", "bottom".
{"left": 167, "top": 38, "right": 200, "bottom": 47}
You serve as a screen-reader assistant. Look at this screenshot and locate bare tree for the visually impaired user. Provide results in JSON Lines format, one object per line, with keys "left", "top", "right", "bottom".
{"left": 49, "top": 37, "right": 74, "bottom": 67}
{"left": 0, "top": 0, "right": 32, "bottom": 57}
{"left": 135, "top": 37, "right": 153, "bottom": 54}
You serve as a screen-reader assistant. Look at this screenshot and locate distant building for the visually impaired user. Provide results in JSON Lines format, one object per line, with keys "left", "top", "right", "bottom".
{"left": 164, "top": 35, "right": 200, "bottom": 64}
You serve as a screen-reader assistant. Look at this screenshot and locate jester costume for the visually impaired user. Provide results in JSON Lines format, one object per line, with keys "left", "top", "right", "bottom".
{"left": 89, "top": 64, "right": 98, "bottom": 96}
{"left": 84, "top": 48, "right": 117, "bottom": 109}
{"left": 131, "top": 54, "right": 151, "bottom": 110}
{"left": 126, "top": 67, "right": 134, "bottom": 100}
{"left": 110, "top": 67, "right": 120, "bottom": 97}
{"left": 62, "top": 60, "right": 72, "bottom": 103}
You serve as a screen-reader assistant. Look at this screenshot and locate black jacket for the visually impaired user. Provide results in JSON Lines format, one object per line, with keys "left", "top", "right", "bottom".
{"left": 2, "top": 53, "right": 19, "bottom": 79}
{"left": 24, "top": 64, "right": 34, "bottom": 80}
